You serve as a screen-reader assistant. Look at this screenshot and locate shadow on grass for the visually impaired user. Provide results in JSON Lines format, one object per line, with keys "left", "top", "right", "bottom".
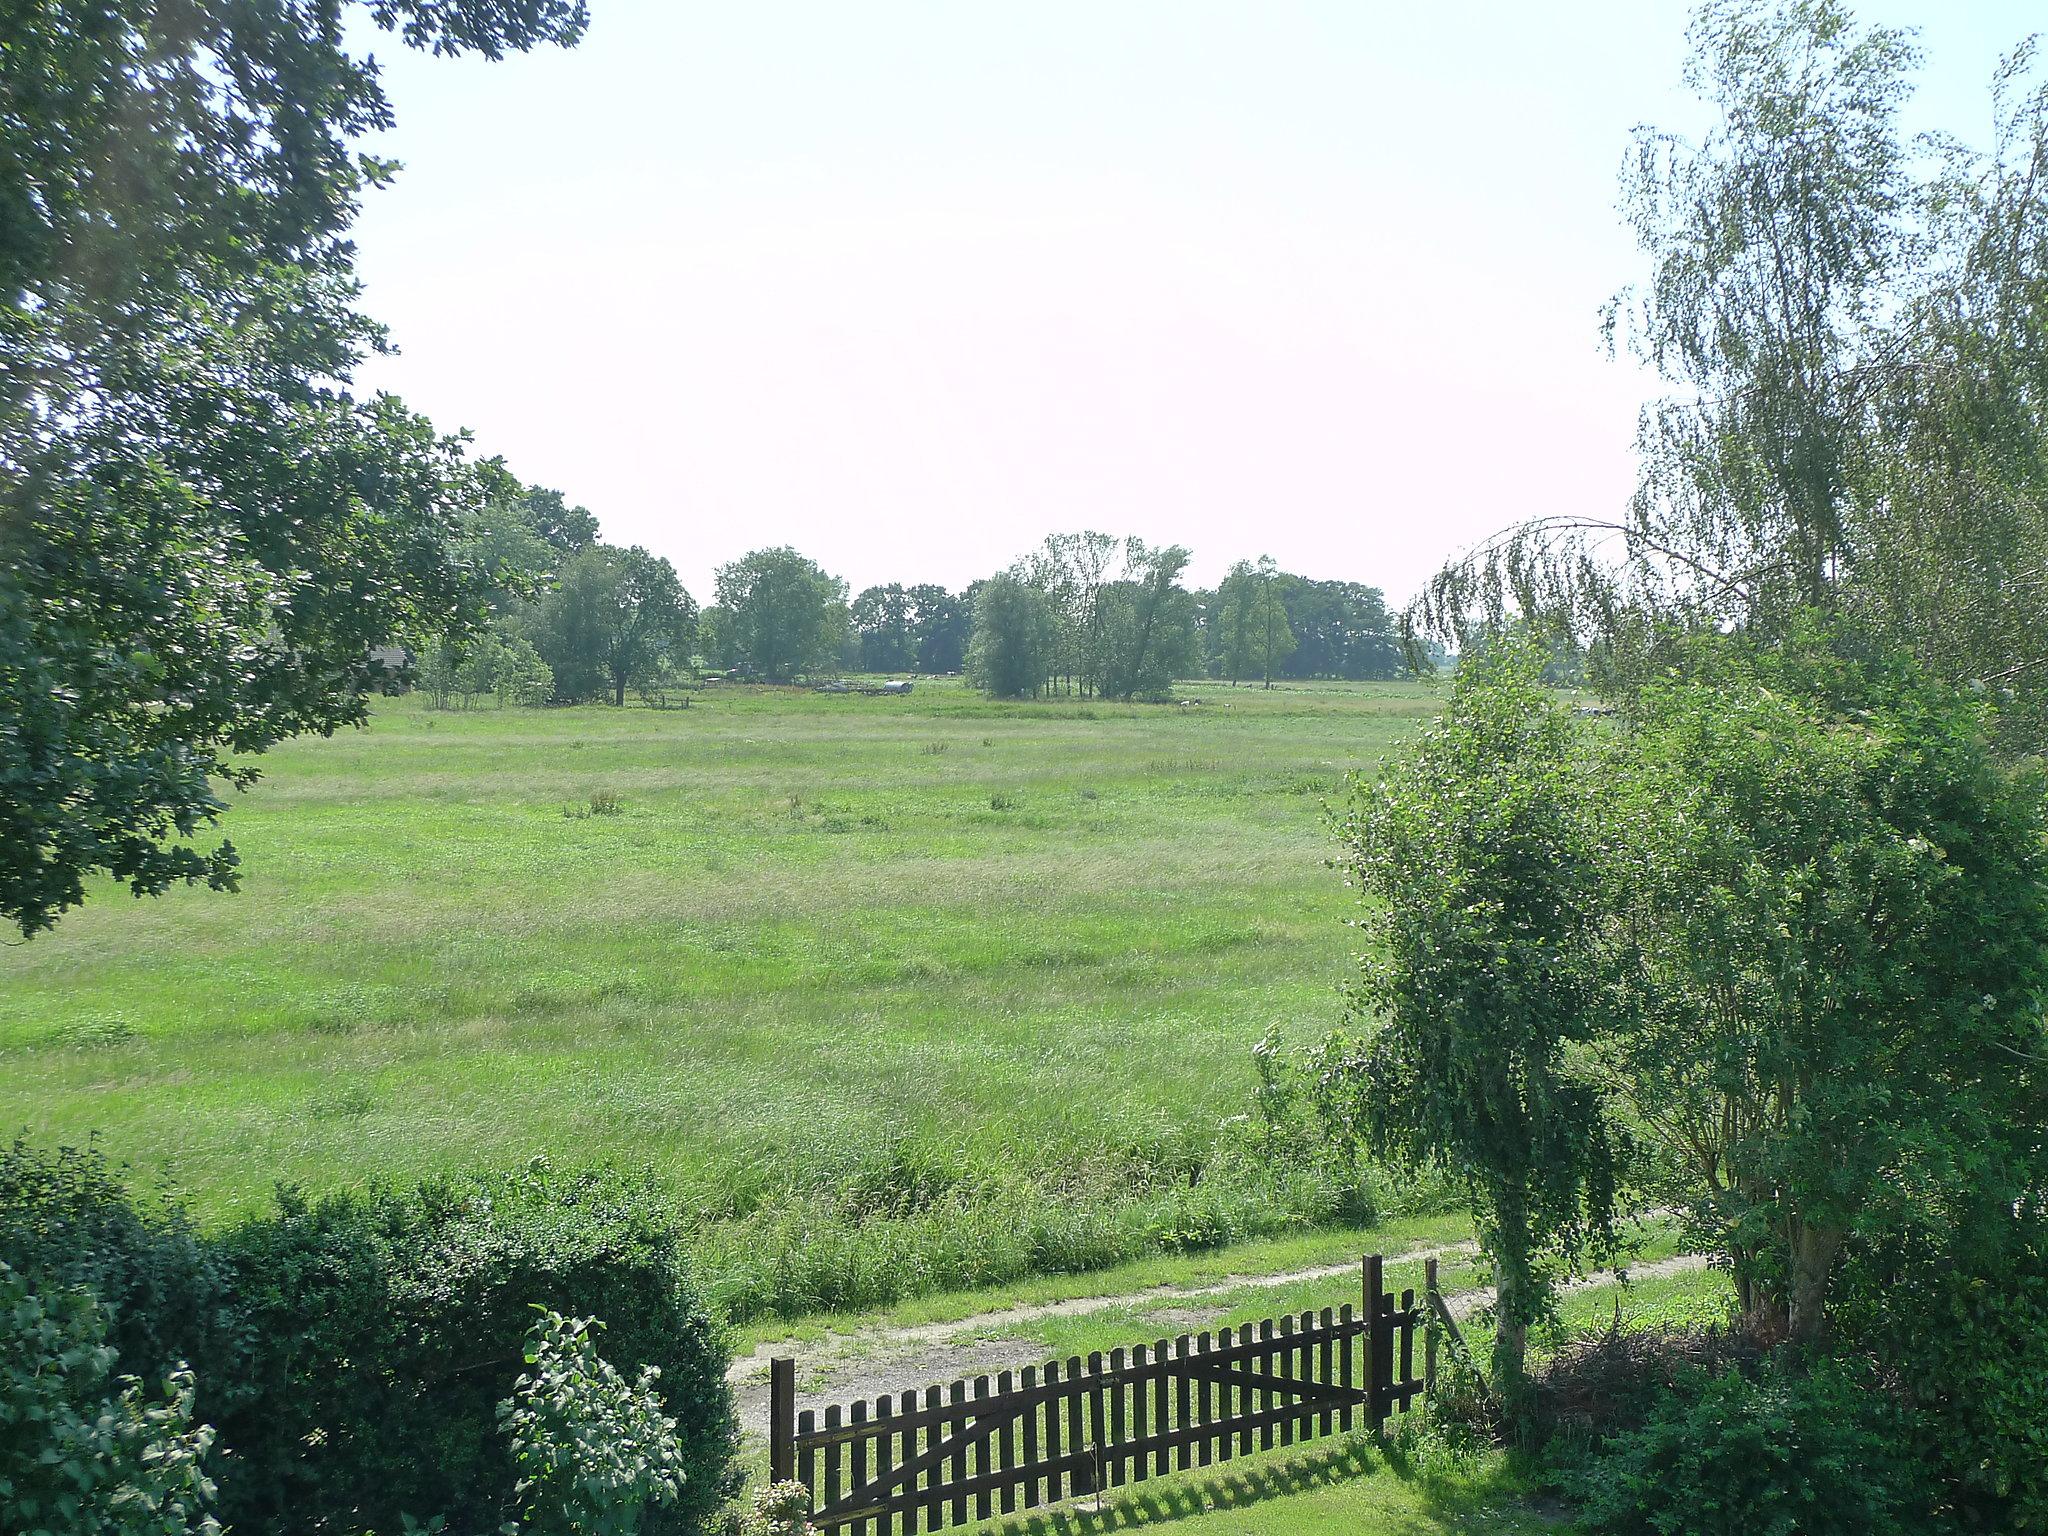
{"left": 970, "top": 1436, "right": 1553, "bottom": 1536}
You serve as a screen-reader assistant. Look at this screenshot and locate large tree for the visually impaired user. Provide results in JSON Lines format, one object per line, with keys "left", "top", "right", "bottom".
{"left": 1414, "top": 0, "right": 2048, "bottom": 749}
{"left": 908, "top": 583, "right": 972, "bottom": 674}
{"left": 1283, "top": 580, "right": 1401, "bottom": 680}
{"left": 1211, "top": 562, "right": 1258, "bottom": 684}
{"left": 0, "top": 0, "right": 587, "bottom": 936}
{"left": 850, "top": 584, "right": 916, "bottom": 672}
{"left": 1596, "top": 627, "right": 2048, "bottom": 1343}
{"left": 1216, "top": 557, "right": 1295, "bottom": 687}
{"left": 1096, "top": 541, "right": 1197, "bottom": 700}
{"left": 533, "top": 546, "right": 695, "bottom": 707}
{"left": 996, "top": 535, "right": 1199, "bottom": 699}
{"left": 713, "top": 547, "right": 849, "bottom": 681}
{"left": 965, "top": 575, "right": 1056, "bottom": 699}
{"left": 1022, "top": 531, "right": 1120, "bottom": 696}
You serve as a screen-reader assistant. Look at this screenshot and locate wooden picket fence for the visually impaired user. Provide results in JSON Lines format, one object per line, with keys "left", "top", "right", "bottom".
{"left": 768, "top": 1255, "right": 1432, "bottom": 1535}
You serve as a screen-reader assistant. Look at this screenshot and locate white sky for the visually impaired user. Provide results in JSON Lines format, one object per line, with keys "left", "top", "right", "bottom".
{"left": 348, "top": 1, "right": 2038, "bottom": 605}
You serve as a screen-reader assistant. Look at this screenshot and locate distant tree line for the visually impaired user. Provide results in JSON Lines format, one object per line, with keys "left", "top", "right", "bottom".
{"left": 434, "top": 510, "right": 1406, "bottom": 708}
{"left": 425, "top": 494, "right": 864, "bottom": 705}
{"left": 966, "top": 533, "right": 1405, "bottom": 700}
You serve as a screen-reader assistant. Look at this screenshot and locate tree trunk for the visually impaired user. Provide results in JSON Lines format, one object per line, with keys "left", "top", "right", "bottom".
{"left": 613, "top": 676, "right": 626, "bottom": 707}
{"left": 1488, "top": 1189, "right": 1536, "bottom": 1428}
{"left": 1786, "top": 1221, "right": 1844, "bottom": 1345}
{"left": 1724, "top": 1236, "right": 1779, "bottom": 1334}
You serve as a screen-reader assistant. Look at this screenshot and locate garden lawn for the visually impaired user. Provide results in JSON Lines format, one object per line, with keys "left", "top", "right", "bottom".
{"left": 959, "top": 1438, "right": 1563, "bottom": 1536}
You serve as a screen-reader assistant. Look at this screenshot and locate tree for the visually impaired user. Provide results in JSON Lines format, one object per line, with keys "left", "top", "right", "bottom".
{"left": 695, "top": 606, "right": 734, "bottom": 672}
{"left": 1596, "top": 625, "right": 2048, "bottom": 1343}
{"left": 1217, "top": 557, "right": 1295, "bottom": 687}
{"left": 492, "top": 637, "right": 556, "bottom": 709}
{"left": 1023, "top": 532, "right": 1121, "bottom": 696}
{"left": 966, "top": 575, "right": 1057, "bottom": 699}
{"left": 1321, "top": 645, "right": 1622, "bottom": 1411}
{"left": 0, "top": 0, "right": 588, "bottom": 937}
{"left": 850, "top": 584, "right": 916, "bottom": 672}
{"left": 417, "top": 637, "right": 463, "bottom": 712}
{"left": 1212, "top": 562, "right": 1258, "bottom": 684}
{"left": 1252, "top": 581, "right": 1294, "bottom": 688}
{"left": 534, "top": 547, "right": 696, "bottom": 706}
{"left": 1412, "top": 1, "right": 2048, "bottom": 749}
{"left": 907, "top": 584, "right": 972, "bottom": 674}
{"left": 713, "top": 548, "right": 849, "bottom": 681}
{"left": 460, "top": 468, "right": 601, "bottom": 621}
{"left": 515, "top": 483, "right": 601, "bottom": 564}
{"left": 1097, "top": 541, "right": 1196, "bottom": 700}
{"left": 1282, "top": 580, "right": 1402, "bottom": 680}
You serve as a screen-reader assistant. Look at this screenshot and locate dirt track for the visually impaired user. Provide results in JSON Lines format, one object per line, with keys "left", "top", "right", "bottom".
{"left": 726, "top": 1245, "right": 1711, "bottom": 1435}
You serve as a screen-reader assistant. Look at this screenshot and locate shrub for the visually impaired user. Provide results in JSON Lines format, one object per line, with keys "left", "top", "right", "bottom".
{"left": 1833, "top": 1208, "right": 2048, "bottom": 1531}
{"left": 1531, "top": 1321, "right": 1762, "bottom": 1445}
{"left": 0, "top": 1138, "right": 226, "bottom": 1385}
{"left": 209, "top": 1161, "right": 737, "bottom": 1535}
{"left": 739, "top": 1482, "right": 816, "bottom": 1536}
{"left": 0, "top": 1144, "right": 738, "bottom": 1536}
{"left": 0, "top": 1260, "right": 222, "bottom": 1536}
{"left": 1567, "top": 1357, "right": 1938, "bottom": 1536}
{"left": 500, "top": 1309, "right": 689, "bottom": 1536}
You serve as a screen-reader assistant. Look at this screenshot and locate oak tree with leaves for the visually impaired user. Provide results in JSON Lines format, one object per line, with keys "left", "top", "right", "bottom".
{"left": 0, "top": 0, "right": 589, "bottom": 935}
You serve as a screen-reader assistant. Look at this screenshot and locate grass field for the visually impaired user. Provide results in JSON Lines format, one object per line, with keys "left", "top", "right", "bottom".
{"left": 1, "top": 676, "right": 1445, "bottom": 1319}
{"left": 954, "top": 1438, "right": 1563, "bottom": 1536}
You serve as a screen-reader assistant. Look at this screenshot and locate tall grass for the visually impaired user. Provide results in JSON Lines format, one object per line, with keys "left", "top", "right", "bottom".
{"left": 0, "top": 678, "right": 1443, "bottom": 1319}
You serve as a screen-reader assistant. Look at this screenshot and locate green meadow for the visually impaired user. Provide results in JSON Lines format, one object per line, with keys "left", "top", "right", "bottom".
{"left": 1, "top": 678, "right": 1443, "bottom": 1319}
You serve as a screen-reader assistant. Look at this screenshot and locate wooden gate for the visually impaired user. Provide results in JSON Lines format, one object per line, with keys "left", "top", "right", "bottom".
{"left": 768, "top": 1255, "right": 1426, "bottom": 1535}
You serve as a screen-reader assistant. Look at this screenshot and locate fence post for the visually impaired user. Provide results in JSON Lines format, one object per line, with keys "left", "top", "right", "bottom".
{"left": 1362, "top": 1254, "right": 1384, "bottom": 1437}
{"left": 770, "top": 1356, "right": 796, "bottom": 1485}
{"left": 1423, "top": 1257, "right": 1439, "bottom": 1397}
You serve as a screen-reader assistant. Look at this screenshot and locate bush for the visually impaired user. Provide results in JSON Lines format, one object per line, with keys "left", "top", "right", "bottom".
{"left": 0, "top": 1138, "right": 227, "bottom": 1385}
{"left": 738, "top": 1482, "right": 816, "bottom": 1536}
{"left": 0, "top": 1144, "right": 738, "bottom": 1536}
{"left": 1833, "top": 1209, "right": 2048, "bottom": 1531}
{"left": 1567, "top": 1357, "right": 1939, "bottom": 1536}
{"left": 500, "top": 1309, "right": 690, "bottom": 1536}
{"left": 1531, "top": 1321, "right": 1762, "bottom": 1445}
{"left": 0, "top": 1260, "right": 222, "bottom": 1536}
{"left": 209, "top": 1161, "right": 737, "bottom": 1535}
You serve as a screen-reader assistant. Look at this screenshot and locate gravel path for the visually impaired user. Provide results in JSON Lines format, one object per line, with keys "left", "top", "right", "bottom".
{"left": 726, "top": 1246, "right": 1713, "bottom": 1436}
{"left": 726, "top": 1240, "right": 1480, "bottom": 1435}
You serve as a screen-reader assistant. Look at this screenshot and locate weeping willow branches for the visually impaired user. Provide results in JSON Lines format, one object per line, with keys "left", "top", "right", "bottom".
{"left": 1413, "top": 0, "right": 2048, "bottom": 746}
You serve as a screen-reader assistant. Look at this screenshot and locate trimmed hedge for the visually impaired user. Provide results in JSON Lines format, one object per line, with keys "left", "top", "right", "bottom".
{"left": 0, "top": 1142, "right": 738, "bottom": 1536}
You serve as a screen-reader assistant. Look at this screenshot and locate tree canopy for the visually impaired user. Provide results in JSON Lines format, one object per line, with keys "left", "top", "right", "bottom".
{"left": 531, "top": 546, "right": 696, "bottom": 707}
{"left": 709, "top": 547, "right": 850, "bottom": 681}
{"left": 1415, "top": 0, "right": 2048, "bottom": 749}
{"left": 1596, "top": 625, "right": 2048, "bottom": 1342}
{"left": 1323, "top": 644, "right": 1623, "bottom": 1404}
{"left": 848, "top": 583, "right": 972, "bottom": 673}
{"left": 968, "top": 534, "right": 1202, "bottom": 701}
{"left": 965, "top": 575, "right": 1057, "bottom": 699}
{"left": 1214, "top": 558, "right": 1296, "bottom": 687}
{"left": 0, "top": 0, "right": 587, "bottom": 936}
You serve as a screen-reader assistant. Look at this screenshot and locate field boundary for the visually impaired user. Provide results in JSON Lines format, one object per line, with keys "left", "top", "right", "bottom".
{"left": 768, "top": 1255, "right": 1426, "bottom": 1535}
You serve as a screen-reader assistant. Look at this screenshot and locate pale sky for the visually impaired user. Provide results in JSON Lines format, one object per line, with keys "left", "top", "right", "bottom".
{"left": 347, "top": 2, "right": 2038, "bottom": 605}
